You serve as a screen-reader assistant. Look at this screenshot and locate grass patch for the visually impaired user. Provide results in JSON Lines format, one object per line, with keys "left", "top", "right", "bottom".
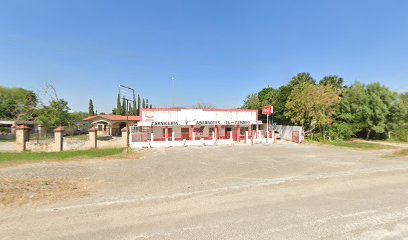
{"left": 0, "top": 148, "right": 127, "bottom": 166}
{"left": 309, "top": 140, "right": 397, "bottom": 150}
{"left": 384, "top": 148, "right": 408, "bottom": 158}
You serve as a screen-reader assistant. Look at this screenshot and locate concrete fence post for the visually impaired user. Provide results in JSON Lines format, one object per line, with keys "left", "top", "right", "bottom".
{"left": 121, "top": 127, "right": 127, "bottom": 146}
{"left": 88, "top": 128, "right": 97, "bottom": 149}
{"left": 245, "top": 131, "right": 248, "bottom": 144}
{"left": 15, "top": 125, "right": 30, "bottom": 152}
{"left": 54, "top": 127, "right": 64, "bottom": 152}
{"left": 38, "top": 124, "right": 45, "bottom": 139}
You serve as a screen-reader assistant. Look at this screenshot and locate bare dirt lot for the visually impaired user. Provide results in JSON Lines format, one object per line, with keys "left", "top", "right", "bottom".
{"left": 1, "top": 143, "right": 408, "bottom": 239}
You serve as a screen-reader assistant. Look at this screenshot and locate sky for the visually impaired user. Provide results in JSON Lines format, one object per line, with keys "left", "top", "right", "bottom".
{"left": 0, "top": 0, "right": 407, "bottom": 113}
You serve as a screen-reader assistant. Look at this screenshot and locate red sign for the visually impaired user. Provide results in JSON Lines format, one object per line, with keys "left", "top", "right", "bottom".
{"left": 262, "top": 105, "right": 273, "bottom": 115}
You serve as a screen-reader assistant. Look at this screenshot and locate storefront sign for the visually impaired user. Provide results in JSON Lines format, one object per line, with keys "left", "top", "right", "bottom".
{"left": 262, "top": 105, "right": 273, "bottom": 115}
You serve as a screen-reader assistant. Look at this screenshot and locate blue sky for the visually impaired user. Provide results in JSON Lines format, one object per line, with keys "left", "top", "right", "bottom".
{"left": 0, "top": 0, "right": 407, "bottom": 113}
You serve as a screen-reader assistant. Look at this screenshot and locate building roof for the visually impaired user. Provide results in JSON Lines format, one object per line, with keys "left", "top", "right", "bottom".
{"left": 83, "top": 115, "right": 140, "bottom": 122}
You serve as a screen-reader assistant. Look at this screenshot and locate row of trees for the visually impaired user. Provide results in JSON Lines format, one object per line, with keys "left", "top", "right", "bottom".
{"left": 0, "top": 85, "right": 88, "bottom": 128}
{"left": 113, "top": 93, "right": 152, "bottom": 116}
{"left": 242, "top": 73, "right": 408, "bottom": 141}
{"left": 87, "top": 93, "right": 154, "bottom": 117}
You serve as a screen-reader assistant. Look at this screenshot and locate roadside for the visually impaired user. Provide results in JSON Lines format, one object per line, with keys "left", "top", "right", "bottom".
{"left": 0, "top": 143, "right": 407, "bottom": 239}
{"left": 0, "top": 148, "right": 139, "bottom": 167}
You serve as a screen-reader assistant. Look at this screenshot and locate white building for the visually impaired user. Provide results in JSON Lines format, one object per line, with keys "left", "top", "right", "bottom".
{"left": 130, "top": 108, "right": 273, "bottom": 148}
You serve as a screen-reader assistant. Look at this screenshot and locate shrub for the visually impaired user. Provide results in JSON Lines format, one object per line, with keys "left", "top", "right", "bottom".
{"left": 391, "top": 125, "right": 408, "bottom": 142}
{"left": 327, "top": 122, "right": 354, "bottom": 140}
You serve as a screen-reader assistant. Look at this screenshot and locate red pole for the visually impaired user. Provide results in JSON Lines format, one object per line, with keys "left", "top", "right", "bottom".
{"left": 236, "top": 125, "right": 240, "bottom": 142}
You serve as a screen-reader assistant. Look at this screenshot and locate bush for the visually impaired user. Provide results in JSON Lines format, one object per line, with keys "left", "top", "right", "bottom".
{"left": 327, "top": 122, "right": 354, "bottom": 141}
{"left": 391, "top": 125, "right": 408, "bottom": 142}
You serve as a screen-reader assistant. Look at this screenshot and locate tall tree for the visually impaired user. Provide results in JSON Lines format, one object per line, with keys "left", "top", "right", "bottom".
{"left": 146, "top": 99, "right": 149, "bottom": 109}
{"left": 242, "top": 93, "right": 260, "bottom": 110}
{"left": 122, "top": 97, "right": 126, "bottom": 115}
{"left": 288, "top": 72, "right": 316, "bottom": 87}
{"left": 133, "top": 96, "right": 137, "bottom": 115}
{"left": 334, "top": 82, "right": 398, "bottom": 139}
{"left": 36, "top": 99, "right": 71, "bottom": 127}
{"left": 116, "top": 93, "right": 122, "bottom": 116}
{"left": 142, "top": 98, "right": 146, "bottom": 108}
{"left": 285, "top": 83, "right": 340, "bottom": 131}
{"left": 137, "top": 94, "right": 141, "bottom": 115}
{"left": 319, "top": 75, "right": 344, "bottom": 90}
{"left": 88, "top": 99, "right": 95, "bottom": 116}
{"left": 0, "top": 86, "right": 38, "bottom": 120}
{"left": 149, "top": 104, "right": 152, "bottom": 108}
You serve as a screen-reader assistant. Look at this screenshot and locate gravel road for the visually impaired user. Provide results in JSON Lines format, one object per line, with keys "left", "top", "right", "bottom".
{"left": 0, "top": 143, "right": 407, "bottom": 239}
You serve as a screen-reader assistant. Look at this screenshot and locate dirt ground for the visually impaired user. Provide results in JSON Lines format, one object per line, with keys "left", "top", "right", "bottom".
{"left": 0, "top": 142, "right": 408, "bottom": 239}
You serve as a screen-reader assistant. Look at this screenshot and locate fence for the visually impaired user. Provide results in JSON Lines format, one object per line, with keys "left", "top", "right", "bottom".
{"left": 275, "top": 125, "right": 303, "bottom": 143}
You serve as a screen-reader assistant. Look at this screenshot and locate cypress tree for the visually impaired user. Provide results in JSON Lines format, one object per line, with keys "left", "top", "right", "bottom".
{"left": 122, "top": 97, "right": 126, "bottom": 115}
{"left": 146, "top": 99, "right": 149, "bottom": 109}
{"left": 133, "top": 96, "right": 137, "bottom": 115}
{"left": 116, "top": 93, "right": 122, "bottom": 115}
{"left": 88, "top": 99, "right": 95, "bottom": 116}
{"left": 149, "top": 104, "right": 152, "bottom": 108}
{"left": 142, "top": 98, "right": 146, "bottom": 108}
{"left": 137, "top": 94, "right": 141, "bottom": 115}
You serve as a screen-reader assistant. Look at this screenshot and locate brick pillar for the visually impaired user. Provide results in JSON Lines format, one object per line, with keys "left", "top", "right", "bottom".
{"left": 88, "top": 128, "right": 97, "bottom": 149}
{"left": 15, "top": 125, "right": 30, "bottom": 152}
{"left": 54, "top": 127, "right": 64, "bottom": 152}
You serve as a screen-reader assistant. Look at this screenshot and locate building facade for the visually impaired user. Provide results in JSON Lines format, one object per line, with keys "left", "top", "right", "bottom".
{"left": 83, "top": 115, "right": 140, "bottom": 136}
{"left": 130, "top": 108, "right": 268, "bottom": 147}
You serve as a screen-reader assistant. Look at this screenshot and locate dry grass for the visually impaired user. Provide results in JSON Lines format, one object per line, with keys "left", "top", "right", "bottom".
{"left": 0, "top": 179, "right": 89, "bottom": 208}
{"left": 384, "top": 148, "right": 408, "bottom": 158}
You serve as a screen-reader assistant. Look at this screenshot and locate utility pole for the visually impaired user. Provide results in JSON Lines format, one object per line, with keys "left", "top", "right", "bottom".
{"left": 119, "top": 84, "right": 135, "bottom": 153}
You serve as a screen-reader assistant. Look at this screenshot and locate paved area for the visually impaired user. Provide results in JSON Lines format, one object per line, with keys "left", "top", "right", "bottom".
{"left": 0, "top": 143, "right": 408, "bottom": 239}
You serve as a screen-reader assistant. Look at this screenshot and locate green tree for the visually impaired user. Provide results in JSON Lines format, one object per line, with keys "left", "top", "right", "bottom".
{"left": 137, "top": 94, "right": 141, "bottom": 115}
{"left": 335, "top": 82, "right": 399, "bottom": 139}
{"left": 242, "top": 93, "right": 260, "bottom": 110}
{"left": 116, "top": 93, "right": 122, "bottom": 116}
{"left": 319, "top": 75, "right": 344, "bottom": 91}
{"left": 88, "top": 99, "right": 95, "bottom": 116}
{"left": 133, "top": 96, "right": 137, "bottom": 115}
{"left": 288, "top": 72, "right": 316, "bottom": 87}
{"left": 142, "top": 98, "right": 146, "bottom": 108}
{"left": 149, "top": 104, "right": 152, "bottom": 108}
{"left": 36, "top": 99, "right": 71, "bottom": 127}
{"left": 122, "top": 97, "right": 126, "bottom": 115}
{"left": 285, "top": 83, "right": 340, "bottom": 132}
{"left": 0, "top": 86, "right": 38, "bottom": 120}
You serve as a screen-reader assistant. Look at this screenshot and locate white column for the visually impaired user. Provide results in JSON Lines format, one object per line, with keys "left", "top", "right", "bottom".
{"left": 192, "top": 131, "right": 196, "bottom": 141}
{"left": 230, "top": 131, "right": 233, "bottom": 141}
{"left": 172, "top": 132, "right": 175, "bottom": 142}
{"left": 150, "top": 133, "right": 154, "bottom": 142}
{"left": 245, "top": 131, "right": 249, "bottom": 144}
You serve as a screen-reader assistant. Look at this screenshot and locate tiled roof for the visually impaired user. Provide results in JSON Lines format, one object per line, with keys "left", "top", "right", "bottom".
{"left": 83, "top": 115, "right": 140, "bottom": 121}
